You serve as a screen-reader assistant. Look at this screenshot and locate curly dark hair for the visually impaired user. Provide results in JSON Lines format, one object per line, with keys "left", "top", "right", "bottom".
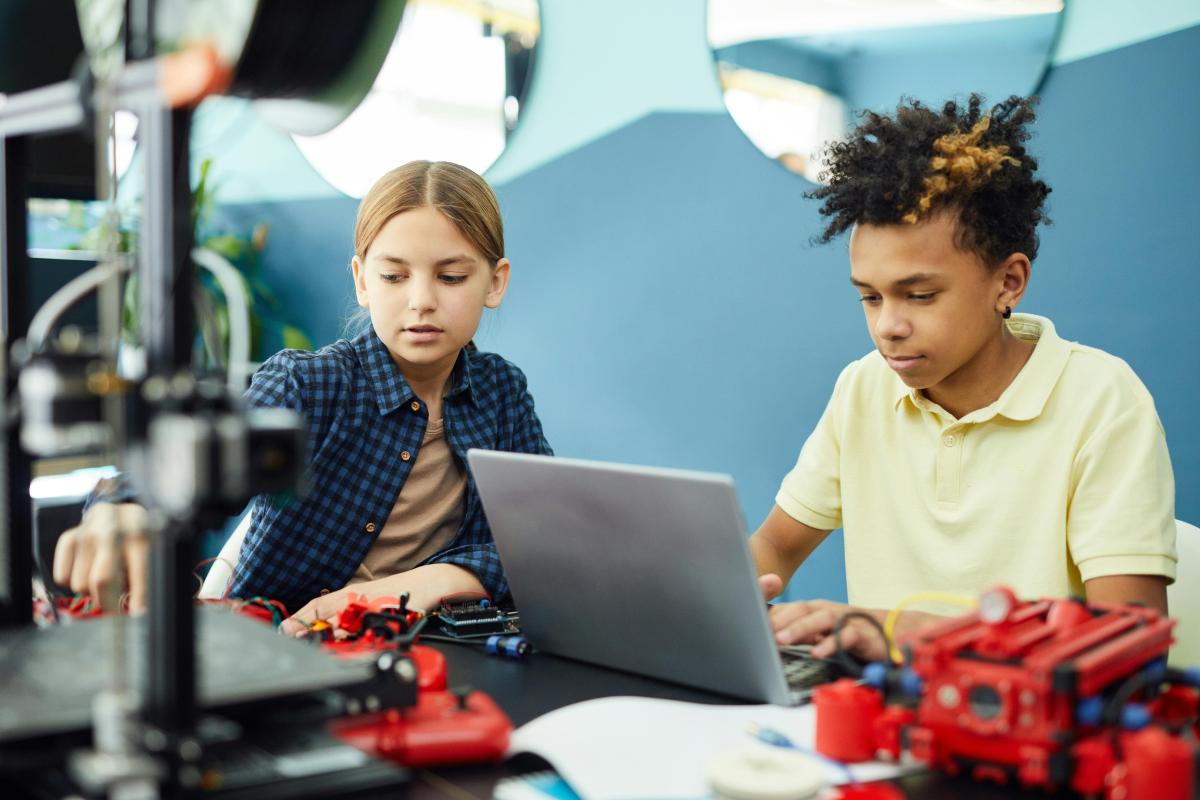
{"left": 808, "top": 94, "right": 1051, "bottom": 265}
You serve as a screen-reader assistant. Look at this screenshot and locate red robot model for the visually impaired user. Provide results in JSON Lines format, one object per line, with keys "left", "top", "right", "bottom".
{"left": 815, "top": 586, "right": 1199, "bottom": 800}
{"left": 316, "top": 592, "right": 516, "bottom": 767}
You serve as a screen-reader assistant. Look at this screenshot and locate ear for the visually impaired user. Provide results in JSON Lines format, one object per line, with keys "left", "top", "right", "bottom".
{"left": 994, "top": 252, "right": 1031, "bottom": 315}
{"left": 351, "top": 256, "right": 369, "bottom": 308}
{"left": 485, "top": 258, "right": 511, "bottom": 309}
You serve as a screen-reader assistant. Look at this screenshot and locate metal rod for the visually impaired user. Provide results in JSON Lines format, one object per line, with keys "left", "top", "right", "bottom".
{"left": 0, "top": 134, "right": 34, "bottom": 627}
{"left": 0, "top": 80, "right": 86, "bottom": 139}
{"left": 146, "top": 522, "right": 196, "bottom": 735}
{"left": 0, "top": 134, "right": 34, "bottom": 628}
{"left": 125, "top": 0, "right": 155, "bottom": 62}
{"left": 138, "top": 104, "right": 194, "bottom": 376}
{"left": 137, "top": 100, "right": 197, "bottom": 738}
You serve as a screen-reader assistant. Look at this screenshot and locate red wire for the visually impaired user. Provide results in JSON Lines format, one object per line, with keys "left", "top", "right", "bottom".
{"left": 436, "top": 590, "right": 492, "bottom": 606}
{"left": 193, "top": 556, "right": 220, "bottom": 571}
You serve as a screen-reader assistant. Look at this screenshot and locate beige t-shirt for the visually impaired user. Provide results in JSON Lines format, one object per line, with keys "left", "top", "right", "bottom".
{"left": 350, "top": 418, "right": 465, "bottom": 583}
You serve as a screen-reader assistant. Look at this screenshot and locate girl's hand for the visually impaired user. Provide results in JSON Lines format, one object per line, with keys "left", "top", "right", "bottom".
{"left": 280, "top": 563, "right": 485, "bottom": 636}
{"left": 52, "top": 502, "right": 151, "bottom": 612}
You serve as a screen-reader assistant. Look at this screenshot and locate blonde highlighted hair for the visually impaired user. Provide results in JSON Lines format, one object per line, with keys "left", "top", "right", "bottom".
{"left": 902, "top": 116, "right": 1020, "bottom": 225}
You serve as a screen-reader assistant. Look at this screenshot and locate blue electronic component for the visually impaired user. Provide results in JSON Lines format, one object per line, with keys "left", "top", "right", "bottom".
{"left": 899, "top": 667, "right": 924, "bottom": 697}
{"left": 1076, "top": 696, "right": 1104, "bottom": 726}
{"left": 862, "top": 662, "right": 888, "bottom": 690}
{"left": 1120, "top": 703, "right": 1151, "bottom": 731}
{"left": 485, "top": 635, "right": 530, "bottom": 660}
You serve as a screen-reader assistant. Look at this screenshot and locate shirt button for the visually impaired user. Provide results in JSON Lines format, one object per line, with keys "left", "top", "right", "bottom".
{"left": 319, "top": 588, "right": 330, "bottom": 596}
{"left": 410, "top": 400, "right": 420, "bottom": 412}
{"left": 943, "top": 435, "right": 957, "bottom": 447}
{"left": 401, "top": 450, "right": 411, "bottom": 462}
{"left": 365, "top": 522, "right": 376, "bottom": 533}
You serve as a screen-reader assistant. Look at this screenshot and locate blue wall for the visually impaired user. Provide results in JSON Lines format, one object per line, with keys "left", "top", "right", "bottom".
{"left": 1029, "top": 25, "right": 1200, "bottom": 532}
{"left": 837, "top": 16, "right": 1057, "bottom": 114}
{"left": 219, "top": 23, "right": 1200, "bottom": 603}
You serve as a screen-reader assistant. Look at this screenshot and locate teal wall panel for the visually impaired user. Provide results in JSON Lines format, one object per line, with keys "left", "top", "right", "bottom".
{"left": 1052, "top": 0, "right": 1200, "bottom": 65}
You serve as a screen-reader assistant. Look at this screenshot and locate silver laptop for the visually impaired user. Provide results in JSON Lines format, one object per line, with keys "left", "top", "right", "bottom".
{"left": 467, "top": 450, "right": 811, "bottom": 705}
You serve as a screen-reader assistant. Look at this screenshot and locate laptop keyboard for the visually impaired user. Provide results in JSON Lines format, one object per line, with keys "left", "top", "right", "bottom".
{"left": 779, "top": 645, "right": 837, "bottom": 695}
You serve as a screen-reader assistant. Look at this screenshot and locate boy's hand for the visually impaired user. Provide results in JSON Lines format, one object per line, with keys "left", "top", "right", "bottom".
{"left": 759, "top": 577, "right": 883, "bottom": 659}
{"left": 769, "top": 599, "right": 890, "bottom": 662}
{"left": 759, "top": 573, "right": 784, "bottom": 601}
{"left": 769, "top": 600, "right": 944, "bottom": 663}
{"left": 281, "top": 563, "right": 485, "bottom": 637}
{"left": 52, "top": 502, "right": 151, "bottom": 611}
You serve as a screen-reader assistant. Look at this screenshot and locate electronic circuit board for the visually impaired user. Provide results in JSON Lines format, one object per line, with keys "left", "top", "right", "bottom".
{"left": 428, "top": 601, "right": 520, "bottom": 639}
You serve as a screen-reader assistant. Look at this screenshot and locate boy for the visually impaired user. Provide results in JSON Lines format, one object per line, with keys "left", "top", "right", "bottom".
{"left": 751, "top": 95, "right": 1176, "bottom": 661}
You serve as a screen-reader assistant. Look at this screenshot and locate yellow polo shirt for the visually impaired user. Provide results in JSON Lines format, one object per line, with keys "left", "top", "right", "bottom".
{"left": 776, "top": 314, "right": 1177, "bottom": 610}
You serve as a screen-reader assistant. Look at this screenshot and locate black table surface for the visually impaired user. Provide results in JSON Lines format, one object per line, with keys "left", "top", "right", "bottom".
{"left": 413, "top": 641, "right": 1200, "bottom": 800}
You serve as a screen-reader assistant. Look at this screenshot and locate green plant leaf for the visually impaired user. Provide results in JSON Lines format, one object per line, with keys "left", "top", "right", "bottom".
{"left": 250, "top": 276, "right": 283, "bottom": 313}
{"left": 281, "top": 325, "right": 313, "bottom": 352}
{"left": 121, "top": 273, "right": 139, "bottom": 345}
{"left": 193, "top": 158, "right": 214, "bottom": 236}
{"left": 202, "top": 234, "right": 250, "bottom": 262}
{"left": 84, "top": 153, "right": 314, "bottom": 364}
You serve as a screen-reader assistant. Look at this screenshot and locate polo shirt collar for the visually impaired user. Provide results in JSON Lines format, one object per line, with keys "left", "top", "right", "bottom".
{"left": 352, "top": 329, "right": 475, "bottom": 416}
{"left": 891, "top": 313, "right": 1071, "bottom": 422}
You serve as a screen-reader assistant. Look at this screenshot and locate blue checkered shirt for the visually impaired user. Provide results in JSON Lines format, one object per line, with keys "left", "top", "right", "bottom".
{"left": 226, "top": 329, "right": 552, "bottom": 612}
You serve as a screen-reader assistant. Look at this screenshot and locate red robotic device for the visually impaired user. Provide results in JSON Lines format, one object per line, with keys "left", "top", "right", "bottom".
{"left": 314, "top": 591, "right": 516, "bottom": 767}
{"left": 311, "top": 592, "right": 450, "bottom": 692}
{"left": 814, "top": 586, "right": 1199, "bottom": 800}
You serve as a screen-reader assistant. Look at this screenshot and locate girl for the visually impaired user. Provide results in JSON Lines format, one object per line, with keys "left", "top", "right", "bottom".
{"left": 54, "top": 161, "right": 552, "bottom": 629}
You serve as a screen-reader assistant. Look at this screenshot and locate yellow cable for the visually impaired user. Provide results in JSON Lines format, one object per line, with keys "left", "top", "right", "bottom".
{"left": 884, "top": 591, "right": 976, "bottom": 664}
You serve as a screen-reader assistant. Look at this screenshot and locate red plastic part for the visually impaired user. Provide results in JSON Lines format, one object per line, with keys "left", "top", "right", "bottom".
{"left": 1069, "top": 735, "right": 1116, "bottom": 797}
{"left": 898, "top": 590, "right": 1185, "bottom": 791}
{"left": 873, "top": 706, "right": 915, "bottom": 762}
{"left": 335, "top": 593, "right": 422, "bottom": 636}
{"left": 1115, "top": 727, "right": 1195, "bottom": 800}
{"left": 409, "top": 644, "right": 447, "bottom": 692}
{"left": 234, "top": 602, "right": 277, "bottom": 625}
{"left": 815, "top": 588, "right": 1197, "bottom": 798}
{"left": 1151, "top": 685, "right": 1200, "bottom": 729}
{"left": 814, "top": 678, "right": 884, "bottom": 762}
{"left": 47, "top": 595, "right": 106, "bottom": 619}
{"left": 332, "top": 689, "right": 513, "bottom": 767}
{"left": 336, "top": 601, "right": 370, "bottom": 635}
{"left": 832, "top": 782, "right": 905, "bottom": 800}
{"left": 321, "top": 631, "right": 393, "bottom": 658}
{"left": 320, "top": 639, "right": 448, "bottom": 691}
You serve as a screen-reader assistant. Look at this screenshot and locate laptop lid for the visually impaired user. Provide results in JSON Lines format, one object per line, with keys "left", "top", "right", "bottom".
{"left": 467, "top": 450, "right": 792, "bottom": 705}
